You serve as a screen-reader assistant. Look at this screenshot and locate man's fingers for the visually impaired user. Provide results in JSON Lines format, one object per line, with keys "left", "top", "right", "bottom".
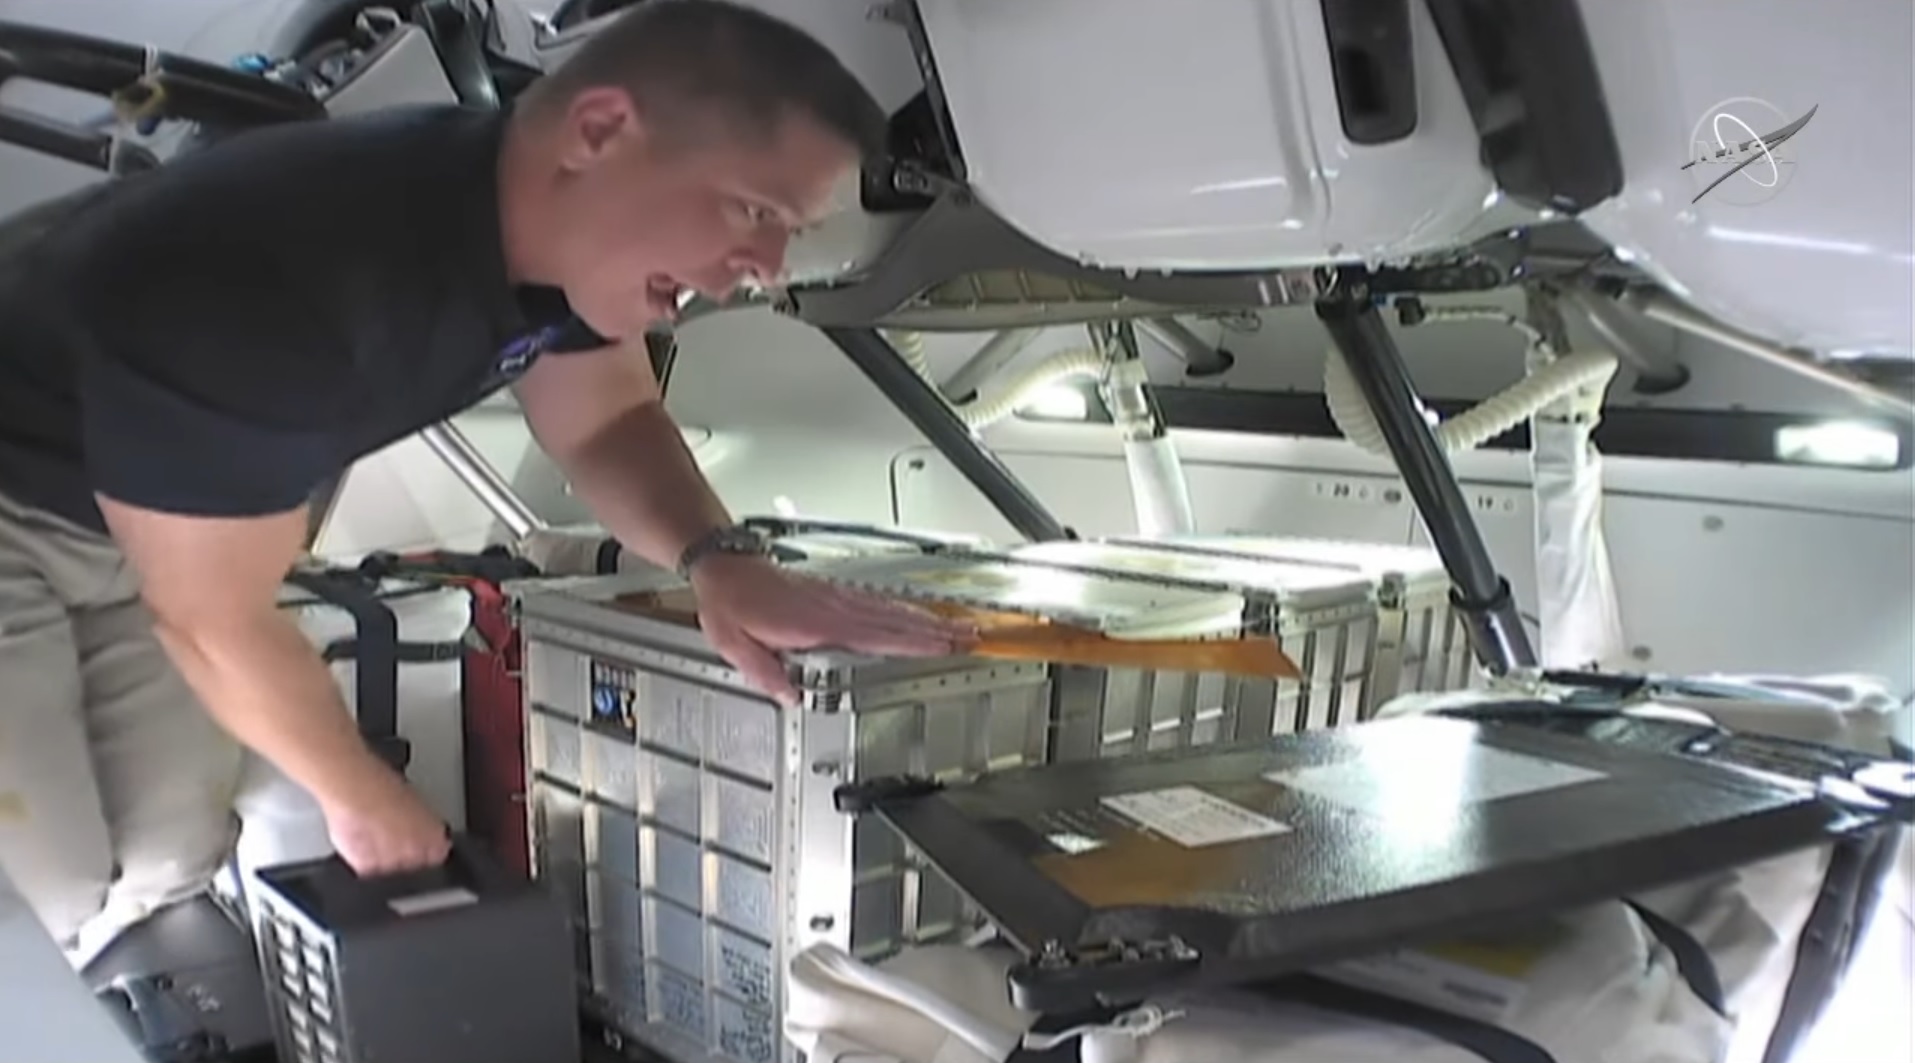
{"left": 823, "top": 585, "right": 977, "bottom": 639}
{"left": 710, "top": 622, "right": 801, "bottom": 706}
{"left": 805, "top": 595, "right": 980, "bottom": 657}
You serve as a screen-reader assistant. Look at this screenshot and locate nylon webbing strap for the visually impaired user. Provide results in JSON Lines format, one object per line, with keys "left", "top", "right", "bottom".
{"left": 285, "top": 570, "right": 402, "bottom": 763}
{"left": 1623, "top": 899, "right": 1728, "bottom": 1016}
{"left": 594, "top": 538, "right": 623, "bottom": 574}
{"left": 320, "top": 638, "right": 466, "bottom": 665}
{"left": 1006, "top": 978, "right": 1559, "bottom": 1063}
{"left": 1761, "top": 825, "right": 1903, "bottom": 1063}
{"left": 999, "top": 894, "right": 1737, "bottom": 1063}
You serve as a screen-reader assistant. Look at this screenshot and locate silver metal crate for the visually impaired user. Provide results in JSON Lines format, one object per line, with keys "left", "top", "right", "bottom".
{"left": 515, "top": 575, "right": 1053, "bottom": 1063}
{"left": 997, "top": 540, "right": 1372, "bottom": 757}
{"left": 785, "top": 540, "right": 1474, "bottom": 758}
{"left": 1132, "top": 536, "right": 1479, "bottom": 704}
{"left": 1011, "top": 536, "right": 1476, "bottom": 758}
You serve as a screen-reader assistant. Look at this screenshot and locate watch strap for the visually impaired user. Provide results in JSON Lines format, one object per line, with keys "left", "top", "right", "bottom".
{"left": 675, "top": 524, "right": 770, "bottom": 578}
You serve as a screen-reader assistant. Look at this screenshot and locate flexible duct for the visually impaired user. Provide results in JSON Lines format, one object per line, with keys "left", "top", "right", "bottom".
{"left": 1320, "top": 307, "right": 1628, "bottom": 669}
{"left": 1320, "top": 305, "right": 1621, "bottom": 456}
{"left": 885, "top": 330, "right": 1105, "bottom": 431}
{"left": 1324, "top": 341, "right": 1620, "bottom": 456}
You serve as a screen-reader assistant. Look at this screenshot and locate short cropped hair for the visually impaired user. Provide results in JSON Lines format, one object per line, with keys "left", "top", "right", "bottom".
{"left": 521, "top": 0, "right": 889, "bottom": 161}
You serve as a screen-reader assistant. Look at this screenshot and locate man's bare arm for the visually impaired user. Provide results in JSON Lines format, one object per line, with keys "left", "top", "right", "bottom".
{"left": 511, "top": 341, "right": 968, "bottom": 702}
{"left": 513, "top": 339, "right": 729, "bottom": 568}
{"left": 94, "top": 496, "right": 448, "bottom": 873}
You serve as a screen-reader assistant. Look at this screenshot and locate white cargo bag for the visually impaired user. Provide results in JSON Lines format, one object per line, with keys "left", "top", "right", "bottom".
{"left": 785, "top": 896, "right": 1732, "bottom": 1063}
{"left": 1375, "top": 673, "right": 1912, "bottom": 1063}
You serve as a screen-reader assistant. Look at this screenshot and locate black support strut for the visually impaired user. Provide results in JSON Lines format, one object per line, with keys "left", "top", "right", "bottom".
{"left": 821, "top": 326, "right": 1070, "bottom": 542}
{"left": 1315, "top": 286, "right": 1536, "bottom": 675}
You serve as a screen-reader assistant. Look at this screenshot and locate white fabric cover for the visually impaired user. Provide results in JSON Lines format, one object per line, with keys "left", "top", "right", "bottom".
{"left": 785, "top": 896, "right": 1732, "bottom": 1063}
{"left": 1377, "top": 673, "right": 1910, "bottom": 1063}
{"left": 1530, "top": 413, "right": 1626, "bottom": 672}
{"left": 785, "top": 943, "right": 1034, "bottom": 1063}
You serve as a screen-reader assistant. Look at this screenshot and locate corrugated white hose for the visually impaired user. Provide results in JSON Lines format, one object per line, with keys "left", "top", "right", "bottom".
{"left": 1317, "top": 306, "right": 1628, "bottom": 670}
{"left": 1323, "top": 344, "right": 1621, "bottom": 455}
{"left": 885, "top": 330, "right": 1106, "bottom": 430}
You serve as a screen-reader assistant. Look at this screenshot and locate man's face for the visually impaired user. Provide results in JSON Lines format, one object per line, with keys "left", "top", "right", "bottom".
{"left": 546, "top": 88, "right": 859, "bottom": 340}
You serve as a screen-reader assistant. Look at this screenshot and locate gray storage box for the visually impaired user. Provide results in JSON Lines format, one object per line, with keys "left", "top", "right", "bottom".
{"left": 516, "top": 574, "right": 1054, "bottom": 1063}
{"left": 249, "top": 842, "right": 578, "bottom": 1063}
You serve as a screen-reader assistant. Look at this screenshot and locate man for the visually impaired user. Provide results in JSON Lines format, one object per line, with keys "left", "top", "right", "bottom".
{"left": 0, "top": 0, "right": 968, "bottom": 956}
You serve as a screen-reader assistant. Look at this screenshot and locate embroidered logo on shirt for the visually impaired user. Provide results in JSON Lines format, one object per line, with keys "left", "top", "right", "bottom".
{"left": 495, "top": 325, "right": 563, "bottom": 378}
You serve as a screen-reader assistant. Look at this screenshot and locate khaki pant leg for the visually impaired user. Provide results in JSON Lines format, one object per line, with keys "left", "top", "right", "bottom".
{"left": 0, "top": 491, "right": 245, "bottom": 962}
{"left": 68, "top": 579, "right": 247, "bottom": 962}
{"left": 0, "top": 502, "right": 116, "bottom": 948}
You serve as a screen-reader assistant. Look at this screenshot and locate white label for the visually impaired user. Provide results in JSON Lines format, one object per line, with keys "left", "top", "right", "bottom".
{"left": 387, "top": 887, "right": 479, "bottom": 917}
{"left": 1101, "top": 787, "right": 1290, "bottom": 848}
{"left": 1046, "top": 831, "right": 1110, "bottom": 855}
{"left": 1266, "top": 746, "right": 1605, "bottom": 810}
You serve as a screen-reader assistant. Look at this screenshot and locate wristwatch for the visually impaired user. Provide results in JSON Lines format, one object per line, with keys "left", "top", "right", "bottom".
{"left": 675, "top": 523, "right": 771, "bottom": 578}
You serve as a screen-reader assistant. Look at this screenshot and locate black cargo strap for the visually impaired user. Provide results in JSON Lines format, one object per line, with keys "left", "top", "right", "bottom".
{"left": 594, "top": 538, "right": 623, "bottom": 574}
{"left": 1275, "top": 899, "right": 1733, "bottom": 1061}
{"left": 1003, "top": 980, "right": 1555, "bottom": 1063}
{"left": 1272, "top": 977, "right": 1558, "bottom": 1063}
{"left": 1622, "top": 899, "right": 1728, "bottom": 1017}
{"left": 355, "top": 546, "right": 540, "bottom": 585}
{"left": 1004, "top": 893, "right": 1735, "bottom": 1063}
{"left": 1761, "top": 824, "right": 1905, "bottom": 1063}
{"left": 319, "top": 637, "right": 467, "bottom": 665}
{"left": 284, "top": 570, "right": 408, "bottom": 771}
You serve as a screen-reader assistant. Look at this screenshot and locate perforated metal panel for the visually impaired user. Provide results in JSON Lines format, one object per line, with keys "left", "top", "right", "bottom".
{"left": 257, "top": 909, "right": 347, "bottom": 1063}
{"left": 1038, "top": 538, "right": 1476, "bottom": 762}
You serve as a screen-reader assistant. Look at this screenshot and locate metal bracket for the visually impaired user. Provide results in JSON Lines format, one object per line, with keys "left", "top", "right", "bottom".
{"left": 1009, "top": 936, "right": 1203, "bottom": 1013}
{"left": 832, "top": 774, "right": 944, "bottom": 815}
{"left": 784, "top": 192, "right": 1324, "bottom": 331}
{"left": 1314, "top": 272, "right": 1537, "bottom": 676}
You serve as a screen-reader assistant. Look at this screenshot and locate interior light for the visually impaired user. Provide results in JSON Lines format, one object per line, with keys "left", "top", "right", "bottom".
{"left": 771, "top": 495, "right": 799, "bottom": 517}
{"left": 1017, "top": 385, "right": 1091, "bottom": 421}
{"left": 1775, "top": 421, "right": 1901, "bottom": 469}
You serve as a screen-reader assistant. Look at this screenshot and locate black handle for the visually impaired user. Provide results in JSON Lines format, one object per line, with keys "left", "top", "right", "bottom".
{"left": 256, "top": 833, "right": 531, "bottom": 933}
{"left": 0, "top": 20, "right": 324, "bottom": 127}
{"left": 0, "top": 105, "right": 157, "bottom": 172}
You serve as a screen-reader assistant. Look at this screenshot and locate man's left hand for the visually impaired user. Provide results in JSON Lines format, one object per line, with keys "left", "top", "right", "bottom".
{"left": 689, "top": 553, "right": 976, "bottom": 704}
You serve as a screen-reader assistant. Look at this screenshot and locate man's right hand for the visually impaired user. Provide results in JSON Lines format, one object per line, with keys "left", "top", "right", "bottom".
{"left": 321, "top": 771, "right": 452, "bottom": 876}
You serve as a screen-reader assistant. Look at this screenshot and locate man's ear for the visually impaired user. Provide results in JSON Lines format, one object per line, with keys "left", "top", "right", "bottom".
{"left": 559, "top": 86, "right": 643, "bottom": 171}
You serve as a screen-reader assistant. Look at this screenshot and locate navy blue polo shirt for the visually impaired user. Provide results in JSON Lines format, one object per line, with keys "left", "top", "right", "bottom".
{"left": 0, "top": 103, "right": 606, "bottom": 534}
